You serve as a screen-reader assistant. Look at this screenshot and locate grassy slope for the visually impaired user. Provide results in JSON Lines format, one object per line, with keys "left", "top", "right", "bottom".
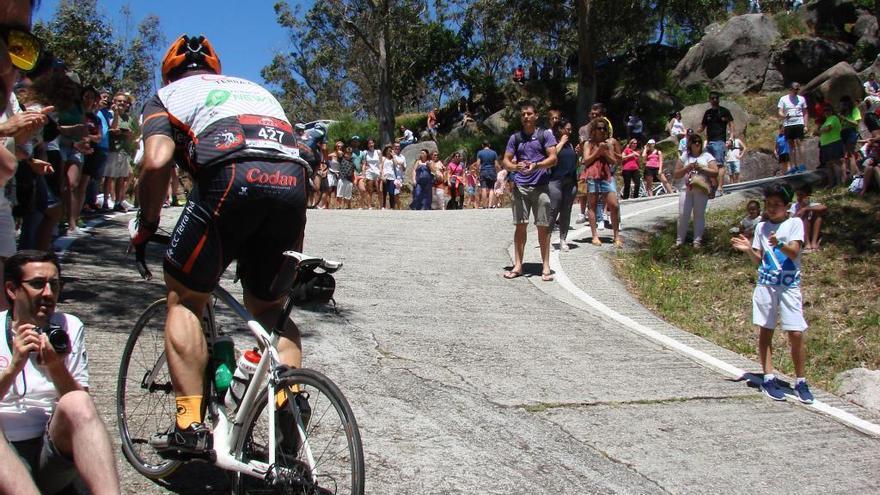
{"left": 613, "top": 188, "right": 880, "bottom": 390}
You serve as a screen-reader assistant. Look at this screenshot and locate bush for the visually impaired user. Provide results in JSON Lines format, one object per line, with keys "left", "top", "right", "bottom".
{"left": 773, "top": 11, "right": 809, "bottom": 39}
{"left": 396, "top": 113, "right": 425, "bottom": 136}
{"left": 326, "top": 116, "right": 379, "bottom": 146}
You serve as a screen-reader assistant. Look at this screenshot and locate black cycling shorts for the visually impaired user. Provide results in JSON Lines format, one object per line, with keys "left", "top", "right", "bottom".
{"left": 164, "top": 159, "right": 308, "bottom": 300}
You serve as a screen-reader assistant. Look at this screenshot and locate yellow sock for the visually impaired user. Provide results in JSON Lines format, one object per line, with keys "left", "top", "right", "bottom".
{"left": 176, "top": 395, "right": 203, "bottom": 429}
{"left": 275, "top": 384, "right": 302, "bottom": 408}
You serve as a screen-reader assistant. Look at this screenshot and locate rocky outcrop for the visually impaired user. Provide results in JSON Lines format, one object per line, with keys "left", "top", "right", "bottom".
{"left": 679, "top": 99, "right": 751, "bottom": 138}
{"left": 801, "top": 62, "right": 864, "bottom": 106}
{"left": 804, "top": 0, "right": 861, "bottom": 41}
{"left": 483, "top": 109, "right": 511, "bottom": 135}
{"left": 768, "top": 38, "right": 853, "bottom": 88}
{"left": 835, "top": 368, "right": 880, "bottom": 414}
{"left": 673, "top": 14, "right": 780, "bottom": 93}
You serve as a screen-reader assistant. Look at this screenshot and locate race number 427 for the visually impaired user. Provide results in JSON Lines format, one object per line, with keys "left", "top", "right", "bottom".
{"left": 258, "top": 127, "right": 285, "bottom": 143}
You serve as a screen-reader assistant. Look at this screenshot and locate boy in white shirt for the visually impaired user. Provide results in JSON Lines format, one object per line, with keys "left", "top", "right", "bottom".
{"left": 731, "top": 184, "right": 814, "bottom": 404}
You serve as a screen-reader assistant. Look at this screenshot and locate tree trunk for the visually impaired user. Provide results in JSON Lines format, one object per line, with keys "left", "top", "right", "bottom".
{"left": 376, "top": 8, "right": 395, "bottom": 146}
{"left": 575, "top": 0, "right": 595, "bottom": 128}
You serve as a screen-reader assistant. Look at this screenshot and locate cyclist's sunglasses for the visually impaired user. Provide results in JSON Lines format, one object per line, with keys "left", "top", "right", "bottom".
{"left": 1, "top": 26, "right": 42, "bottom": 72}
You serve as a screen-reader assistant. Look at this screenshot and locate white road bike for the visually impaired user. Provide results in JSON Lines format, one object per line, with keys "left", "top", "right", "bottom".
{"left": 116, "top": 249, "right": 364, "bottom": 494}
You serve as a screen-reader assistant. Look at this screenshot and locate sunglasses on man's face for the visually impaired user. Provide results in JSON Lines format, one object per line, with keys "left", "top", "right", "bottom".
{"left": 1, "top": 26, "right": 42, "bottom": 72}
{"left": 21, "top": 278, "right": 62, "bottom": 293}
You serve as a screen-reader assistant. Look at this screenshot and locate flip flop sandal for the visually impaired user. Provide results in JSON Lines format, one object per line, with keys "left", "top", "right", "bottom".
{"left": 591, "top": 238, "right": 602, "bottom": 246}
{"left": 503, "top": 270, "right": 523, "bottom": 279}
{"left": 541, "top": 273, "right": 554, "bottom": 282}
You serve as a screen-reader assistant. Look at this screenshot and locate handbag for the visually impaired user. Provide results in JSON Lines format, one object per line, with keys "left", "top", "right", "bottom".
{"left": 688, "top": 172, "right": 710, "bottom": 193}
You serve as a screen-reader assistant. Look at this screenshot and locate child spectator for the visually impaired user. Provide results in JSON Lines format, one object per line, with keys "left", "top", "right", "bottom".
{"left": 788, "top": 184, "right": 827, "bottom": 252}
{"left": 731, "top": 184, "right": 813, "bottom": 404}
{"left": 493, "top": 168, "right": 508, "bottom": 208}
{"left": 336, "top": 147, "right": 355, "bottom": 209}
{"left": 725, "top": 136, "right": 745, "bottom": 185}
{"left": 738, "top": 199, "right": 761, "bottom": 239}
{"left": 465, "top": 163, "right": 478, "bottom": 208}
{"left": 774, "top": 126, "right": 791, "bottom": 175}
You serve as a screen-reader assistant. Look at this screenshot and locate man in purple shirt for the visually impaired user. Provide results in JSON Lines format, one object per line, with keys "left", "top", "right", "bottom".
{"left": 502, "top": 102, "right": 558, "bottom": 281}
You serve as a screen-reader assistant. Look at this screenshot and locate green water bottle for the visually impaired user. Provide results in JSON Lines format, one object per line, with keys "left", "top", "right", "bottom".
{"left": 213, "top": 335, "right": 235, "bottom": 392}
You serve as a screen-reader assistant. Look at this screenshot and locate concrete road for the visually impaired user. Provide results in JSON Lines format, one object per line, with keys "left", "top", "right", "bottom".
{"left": 58, "top": 189, "right": 880, "bottom": 494}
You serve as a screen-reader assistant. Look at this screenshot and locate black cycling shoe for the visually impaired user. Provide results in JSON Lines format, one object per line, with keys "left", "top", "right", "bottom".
{"left": 150, "top": 422, "right": 213, "bottom": 456}
{"left": 277, "top": 392, "right": 311, "bottom": 457}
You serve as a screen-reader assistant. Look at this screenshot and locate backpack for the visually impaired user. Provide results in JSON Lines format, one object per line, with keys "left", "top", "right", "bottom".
{"left": 511, "top": 128, "right": 548, "bottom": 162}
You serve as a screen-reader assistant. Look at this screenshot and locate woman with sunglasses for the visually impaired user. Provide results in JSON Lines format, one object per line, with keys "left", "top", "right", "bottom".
{"left": 582, "top": 119, "right": 622, "bottom": 247}
{"left": 673, "top": 134, "right": 719, "bottom": 248}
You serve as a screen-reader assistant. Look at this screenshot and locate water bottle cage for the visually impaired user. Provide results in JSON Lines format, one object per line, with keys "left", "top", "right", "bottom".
{"left": 290, "top": 267, "right": 336, "bottom": 307}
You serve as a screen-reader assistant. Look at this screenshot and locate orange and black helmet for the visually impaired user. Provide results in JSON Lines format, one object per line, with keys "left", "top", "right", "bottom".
{"left": 161, "top": 35, "right": 221, "bottom": 84}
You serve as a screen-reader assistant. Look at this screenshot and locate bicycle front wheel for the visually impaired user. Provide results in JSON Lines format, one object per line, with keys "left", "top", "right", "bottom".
{"left": 233, "top": 368, "right": 365, "bottom": 495}
{"left": 116, "top": 298, "right": 182, "bottom": 479}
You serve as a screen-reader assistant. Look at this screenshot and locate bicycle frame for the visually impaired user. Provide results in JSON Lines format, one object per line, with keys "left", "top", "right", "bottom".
{"left": 135, "top": 250, "right": 337, "bottom": 484}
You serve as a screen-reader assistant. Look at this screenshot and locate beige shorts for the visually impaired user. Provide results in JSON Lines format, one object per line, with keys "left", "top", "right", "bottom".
{"left": 511, "top": 184, "right": 550, "bottom": 226}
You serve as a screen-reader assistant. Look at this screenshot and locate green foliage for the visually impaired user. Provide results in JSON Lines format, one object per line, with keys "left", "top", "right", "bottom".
{"left": 773, "top": 11, "right": 809, "bottom": 39}
{"left": 326, "top": 116, "right": 379, "bottom": 146}
{"left": 395, "top": 113, "right": 425, "bottom": 135}
{"left": 667, "top": 78, "right": 711, "bottom": 106}
{"left": 32, "top": 0, "right": 121, "bottom": 89}
{"left": 32, "top": 1, "right": 163, "bottom": 104}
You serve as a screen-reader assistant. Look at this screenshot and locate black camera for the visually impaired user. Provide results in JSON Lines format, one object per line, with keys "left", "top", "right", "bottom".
{"left": 36, "top": 324, "right": 70, "bottom": 355}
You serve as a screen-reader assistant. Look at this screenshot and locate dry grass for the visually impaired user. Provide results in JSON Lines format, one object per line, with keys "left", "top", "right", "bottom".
{"left": 734, "top": 92, "right": 787, "bottom": 152}
{"left": 613, "top": 188, "right": 880, "bottom": 390}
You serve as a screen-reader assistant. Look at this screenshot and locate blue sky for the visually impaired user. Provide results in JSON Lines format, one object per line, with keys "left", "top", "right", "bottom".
{"left": 34, "top": 0, "right": 296, "bottom": 84}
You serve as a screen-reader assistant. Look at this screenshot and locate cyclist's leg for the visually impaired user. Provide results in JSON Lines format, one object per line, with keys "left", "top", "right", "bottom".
{"left": 163, "top": 274, "right": 211, "bottom": 417}
{"left": 242, "top": 292, "right": 302, "bottom": 369}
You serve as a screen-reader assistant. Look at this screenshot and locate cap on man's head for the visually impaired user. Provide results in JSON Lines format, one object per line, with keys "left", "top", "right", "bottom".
{"left": 647, "top": 139, "right": 656, "bottom": 144}
{"left": 294, "top": 123, "right": 306, "bottom": 131}
{"left": 351, "top": 135, "right": 360, "bottom": 141}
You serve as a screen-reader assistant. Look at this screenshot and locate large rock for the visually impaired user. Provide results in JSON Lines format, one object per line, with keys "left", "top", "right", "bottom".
{"left": 770, "top": 38, "right": 853, "bottom": 87}
{"left": 446, "top": 119, "right": 484, "bottom": 140}
{"left": 853, "top": 11, "right": 880, "bottom": 50}
{"left": 672, "top": 14, "right": 779, "bottom": 93}
{"left": 835, "top": 368, "right": 880, "bottom": 414}
{"left": 801, "top": 61, "right": 864, "bottom": 106}
{"left": 739, "top": 151, "right": 777, "bottom": 181}
{"left": 483, "top": 109, "right": 512, "bottom": 135}
{"left": 679, "top": 99, "right": 751, "bottom": 139}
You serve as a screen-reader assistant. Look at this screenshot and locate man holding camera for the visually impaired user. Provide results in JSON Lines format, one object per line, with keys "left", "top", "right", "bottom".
{"left": 0, "top": 250, "right": 119, "bottom": 494}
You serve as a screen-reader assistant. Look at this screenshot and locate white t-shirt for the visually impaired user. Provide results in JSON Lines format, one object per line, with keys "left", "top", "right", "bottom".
{"left": 380, "top": 157, "right": 396, "bottom": 180}
{"left": 725, "top": 138, "right": 744, "bottom": 162}
{"left": 364, "top": 149, "right": 381, "bottom": 175}
{"left": 402, "top": 129, "right": 414, "bottom": 141}
{"left": 670, "top": 118, "right": 685, "bottom": 138}
{"left": 778, "top": 94, "right": 808, "bottom": 127}
{"left": 752, "top": 217, "right": 804, "bottom": 288}
{"left": 0, "top": 311, "right": 90, "bottom": 441}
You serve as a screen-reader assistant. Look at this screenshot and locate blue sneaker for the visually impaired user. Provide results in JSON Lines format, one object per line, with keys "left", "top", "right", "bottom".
{"left": 761, "top": 378, "right": 786, "bottom": 401}
{"left": 794, "top": 381, "right": 814, "bottom": 404}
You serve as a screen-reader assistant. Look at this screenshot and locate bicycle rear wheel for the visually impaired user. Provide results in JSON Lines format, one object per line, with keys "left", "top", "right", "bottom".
{"left": 233, "top": 368, "right": 364, "bottom": 495}
{"left": 116, "top": 298, "right": 182, "bottom": 479}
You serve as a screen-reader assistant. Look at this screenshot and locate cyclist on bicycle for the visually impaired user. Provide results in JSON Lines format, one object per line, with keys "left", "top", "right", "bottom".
{"left": 130, "top": 35, "right": 318, "bottom": 454}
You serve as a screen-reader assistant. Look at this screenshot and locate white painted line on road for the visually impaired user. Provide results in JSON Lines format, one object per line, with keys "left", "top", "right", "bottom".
{"left": 549, "top": 200, "right": 880, "bottom": 438}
